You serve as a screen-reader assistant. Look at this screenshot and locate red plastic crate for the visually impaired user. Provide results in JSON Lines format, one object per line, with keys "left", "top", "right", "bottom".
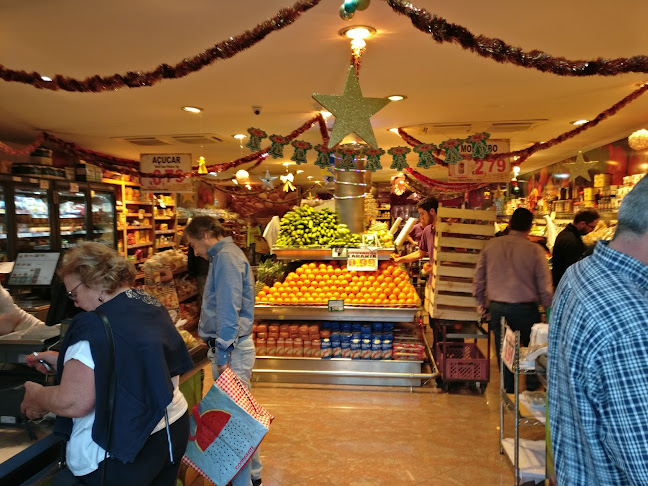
{"left": 436, "top": 342, "right": 489, "bottom": 382}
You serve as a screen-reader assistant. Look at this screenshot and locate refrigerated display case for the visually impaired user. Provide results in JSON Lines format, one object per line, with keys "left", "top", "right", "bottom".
{"left": 0, "top": 186, "right": 6, "bottom": 261}
{"left": 90, "top": 190, "right": 116, "bottom": 246}
{"left": 58, "top": 190, "right": 87, "bottom": 249}
{"left": 15, "top": 185, "right": 52, "bottom": 253}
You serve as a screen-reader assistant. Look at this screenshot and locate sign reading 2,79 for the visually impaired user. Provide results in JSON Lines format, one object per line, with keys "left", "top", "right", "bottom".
{"left": 447, "top": 139, "right": 511, "bottom": 183}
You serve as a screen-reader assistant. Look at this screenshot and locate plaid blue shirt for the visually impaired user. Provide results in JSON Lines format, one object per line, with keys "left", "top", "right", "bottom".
{"left": 548, "top": 240, "right": 648, "bottom": 485}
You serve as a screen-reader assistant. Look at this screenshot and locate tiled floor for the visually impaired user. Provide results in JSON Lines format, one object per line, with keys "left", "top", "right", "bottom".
{"left": 196, "top": 336, "right": 545, "bottom": 486}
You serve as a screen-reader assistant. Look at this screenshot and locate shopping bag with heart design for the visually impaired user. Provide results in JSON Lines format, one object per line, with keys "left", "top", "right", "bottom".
{"left": 182, "top": 367, "right": 274, "bottom": 485}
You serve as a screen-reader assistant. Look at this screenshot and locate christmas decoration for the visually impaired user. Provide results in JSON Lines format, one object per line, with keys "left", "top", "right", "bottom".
{"left": 567, "top": 151, "right": 595, "bottom": 182}
{"left": 467, "top": 133, "right": 491, "bottom": 159}
{"left": 363, "top": 147, "right": 385, "bottom": 172}
{"left": 339, "top": 4, "right": 354, "bottom": 20}
{"left": 268, "top": 134, "right": 290, "bottom": 159}
{"left": 413, "top": 143, "right": 437, "bottom": 168}
{"left": 312, "top": 65, "right": 390, "bottom": 149}
{"left": 440, "top": 139, "right": 463, "bottom": 165}
{"left": 356, "top": 0, "right": 371, "bottom": 10}
{"left": 280, "top": 172, "right": 296, "bottom": 192}
{"left": 290, "top": 140, "right": 313, "bottom": 164}
{"left": 0, "top": 0, "right": 323, "bottom": 92}
{"left": 0, "top": 134, "right": 45, "bottom": 156}
{"left": 388, "top": 146, "right": 411, "bottom": 170}
{"left": 260, "top": 169, "right": 278, "bottom": 189}
{"left": 628, "top": 129, "right": 648, "bottom": 151}
{"left": 405, "top": 168, "right": 489, "bottom": 194}
{"left": 336, "top": 146, "right": 359, "bottom": 169}
{"left": 197, "top": 156, "right": 208, "bottom": 174}
{"left": 314, "top": 144, "right": 335, "bottom": 168}
{"left": 386, "top": 0, "right": 648, "bottom": 77}
{"left": 343, "top": 0, "right": 358, "bottom": 13}
{"left": 246, "top": 128, "right": 268, "bottom": 152}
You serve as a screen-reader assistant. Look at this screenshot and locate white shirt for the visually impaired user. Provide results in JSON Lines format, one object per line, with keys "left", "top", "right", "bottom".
{"left": 64, "top": 341, "right": 188, "bottom": 476}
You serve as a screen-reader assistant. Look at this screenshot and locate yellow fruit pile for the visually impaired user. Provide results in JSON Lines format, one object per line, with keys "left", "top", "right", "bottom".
{"left": 256, "top": 261, "right": 421, "bottom": 307}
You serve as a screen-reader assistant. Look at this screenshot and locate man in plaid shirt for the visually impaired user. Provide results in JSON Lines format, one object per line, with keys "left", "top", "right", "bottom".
{"left": 548, "top": 176, "right": 648, "bottom": 484}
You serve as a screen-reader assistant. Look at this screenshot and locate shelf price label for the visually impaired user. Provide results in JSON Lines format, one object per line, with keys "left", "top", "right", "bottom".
{"left": 328, "top": 299, "right": 344, "bottom": 312}
{"left": 330, "top": 247, "right": 348, "bottom": 258}
{"left": 502, "top": 324, "right": 516, "bottom": 373}
{"left": 346, "top": 249, "right": 378, "bottom": 272}
{"left": 140, "top": 154, "right": 194, "bottom": 193}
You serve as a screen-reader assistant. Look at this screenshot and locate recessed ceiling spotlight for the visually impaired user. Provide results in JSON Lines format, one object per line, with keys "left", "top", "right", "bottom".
{"left": 282, "top": 161, "right": 296, "bottom": 167}
{"left": 41, "top": 76, "right": 53, "bottom": 82}
{"left": 182, "top": 106, "right": 203, "bottom": 113}
{"left": 387, "top": 95, "right": 406, "bottom": 101}
{"left": 339, "top": 25, "right": 376, "bottom": 40}
{"left": 389, "top": 128, "right": 400, "bottom": 133}
{"left": 572, "top": 119, "right": 588, "bottom": 126}
{"left": 233, "top": 134, "right": 246, "bottom": 139}
{"left": 307, "top": 175, "right": 314, "bottom": 180}
{"left": 320, "top": 111, "right": 332, "bottom": 119}
{"left": 296, "top": 169, "right": 304, "bottom": 174}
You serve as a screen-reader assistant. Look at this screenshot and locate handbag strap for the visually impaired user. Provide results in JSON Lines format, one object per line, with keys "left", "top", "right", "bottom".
{"left": 95, "top": 309, "right": 116, "bottom": 486}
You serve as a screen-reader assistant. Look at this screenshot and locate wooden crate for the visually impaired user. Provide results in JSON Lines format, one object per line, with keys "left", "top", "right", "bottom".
{"left": 427, "top": 207, "right": 496, "bottom": 321}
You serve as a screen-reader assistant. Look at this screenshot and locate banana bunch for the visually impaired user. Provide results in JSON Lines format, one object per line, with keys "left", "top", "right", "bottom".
{"left": 274, "top": 206, "right": 362, "bottom": 248}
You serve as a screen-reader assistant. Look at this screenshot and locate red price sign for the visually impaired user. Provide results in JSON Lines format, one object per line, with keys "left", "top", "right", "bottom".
{"left": 140, "top": 154, "right": 194, "bottom": 193}
{"left": 501, "top": 325, "right": 516, "bottom": 373}
{"left": 447, "top": 139, "right": 511, "bottom": 183}
{"left": 346, "top": 250, "right": 378, "bottom": 272}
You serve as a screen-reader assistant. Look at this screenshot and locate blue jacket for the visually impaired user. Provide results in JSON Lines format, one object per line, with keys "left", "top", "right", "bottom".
{"left": 198, "top": 236, "right": 255, "bottom": 365}
{"left": 53, "top": 289, "right": 193, "bottom": 463}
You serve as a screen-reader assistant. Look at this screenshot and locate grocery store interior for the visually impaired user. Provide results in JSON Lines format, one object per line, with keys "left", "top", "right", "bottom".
{"left": 1, "top": 0, "right": 647, "bottom": 485}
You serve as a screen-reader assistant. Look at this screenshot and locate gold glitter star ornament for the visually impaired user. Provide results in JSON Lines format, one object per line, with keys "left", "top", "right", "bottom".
{"left": 313, "top": 65, "right": 390, "bottom": 149}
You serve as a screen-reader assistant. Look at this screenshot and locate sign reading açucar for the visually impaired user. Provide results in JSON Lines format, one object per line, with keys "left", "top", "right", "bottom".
{"left": 140, "top": 153, "right": 194, "bottom": 193}
{"left": 447, "top": 139, "right": 511, "bottom": 183}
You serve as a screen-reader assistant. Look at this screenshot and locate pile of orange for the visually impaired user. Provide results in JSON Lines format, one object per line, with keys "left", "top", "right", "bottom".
{"left": 256, "top": 261, "right": 421, "bottom": 307}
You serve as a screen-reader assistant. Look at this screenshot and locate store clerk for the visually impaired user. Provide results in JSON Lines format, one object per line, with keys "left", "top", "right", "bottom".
{"left": 393, "top": 196, "right": 439, "bottom": 271}
{"left": 0, "top": 284, "right": 43, "bottom": 336}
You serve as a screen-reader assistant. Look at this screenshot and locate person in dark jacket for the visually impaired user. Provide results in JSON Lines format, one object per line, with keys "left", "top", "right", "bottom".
{"left": 21, "top": 242, "right": 193, "bottom": 486}
{"left": 552, "top": 209, "right": 600, "bottom": 288}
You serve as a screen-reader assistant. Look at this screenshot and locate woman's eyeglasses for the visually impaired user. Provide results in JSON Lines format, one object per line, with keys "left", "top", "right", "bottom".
{"left": 67, "top": 282, "right": 83, "bottom": 301}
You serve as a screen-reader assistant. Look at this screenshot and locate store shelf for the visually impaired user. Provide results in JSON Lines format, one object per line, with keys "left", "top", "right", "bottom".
{"left": 102, "top": 178, "right": 140, "bottom": 187}
{"left": 155, "top": 230, "right": 176, "bottom": 235}
{"left": 156, "top": 243, "right": 175, "bottom": 250}
{"left": 126, "top": 226, "right": 153, "bottom": 230}
{"left": 17, "top": 232, "right": 50, "bottom": 238}
{"left": 272, "top": 247, "right": 395, "bottom": 261}
{"left": 252, "top": 356, "right": 427, "bottom": 387}
{"left": 126, "top": 243, "right": 153, "bottom": 249}
{"left": 155, "top": 217, "right": 175, "bottom": 220}
{"left": 254, "top": 305, "right": 420, "bottom": 322}
{"left": 60, "top": 215, "right": 85, "bottom": 219}
{"left": 61, "top": 231, "right": 87, "bottom": 236}
{"left": 156, "top": 202, "right": 175, "bottom": 207}
{"left": 124, "top": 200, "right": 153, "bottom": 205}
{"left": 125, "top": 213, "right": 152, "bottom": 217}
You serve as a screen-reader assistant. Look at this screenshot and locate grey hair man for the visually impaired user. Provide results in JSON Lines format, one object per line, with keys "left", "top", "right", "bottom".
{"left": 548, "top": 176, "right": 648, "bottom": 484}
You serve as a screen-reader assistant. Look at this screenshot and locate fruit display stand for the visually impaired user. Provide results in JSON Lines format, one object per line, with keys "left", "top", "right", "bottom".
{"left": 253, "top": 257, "right": 434, "bottom": 388}
{"left": 427, "top": 207, "right": 496, "bottom": 392}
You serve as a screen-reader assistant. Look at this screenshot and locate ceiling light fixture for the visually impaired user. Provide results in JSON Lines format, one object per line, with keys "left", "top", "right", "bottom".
{"left": 320, "top": 111, "right": 332, "bottom": 119}
{"left": 339, "top": 25, "right": 376, "bottom": 40}
{"left": 572, "top": 119, "right": 588, "bottom": 126}
{"left": 41, "top": 76, "right": 52, "bottom": 82}
{"left": 233, "top": 134, "right": 246, "bottom": 140}
{"left": 296, "top": 169, "right": 304, "bottom": 174}
{"left": 389, "top": 128, "right": 400, "bottom": 133}
{"left": 282, "top": 161, "right": 296, "bottom": 167}
{"left": 387, "top": 95, "right": 406, "bottom": 101}
{"left": 182, "top": 106, "right": 203, "bottom": 113}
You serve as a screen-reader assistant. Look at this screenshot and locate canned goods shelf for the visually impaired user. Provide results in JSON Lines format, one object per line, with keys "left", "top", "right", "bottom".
{"left": 254, "top": 305, "right": 420, "bottom": 322}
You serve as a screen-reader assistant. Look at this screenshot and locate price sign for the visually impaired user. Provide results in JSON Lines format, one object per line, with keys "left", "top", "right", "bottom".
{"left": 501, "top": 324, "right": 517, "bottom": 373}
{"left": 346, "top": 249, "right": 378, "bottom": 272}
{"left": 447, "top": 139, "right": 510, "bottom": 183}
{"left": 328, "top": 299, "right": 344, "bottom": 312}
{"left": 69, "top": 183, "right": 79, "bottom": 193}
{"left": 140, "top": 154, "right": 194, "bottom": 193}
{"left": 331, "top": 247, "right": 348, "bottom": 259}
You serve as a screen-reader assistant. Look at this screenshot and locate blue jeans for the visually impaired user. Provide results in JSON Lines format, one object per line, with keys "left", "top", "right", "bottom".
{"left": 489, "top": 301, "right": 541, "bottom": 394}
{"left": 208, "top": 335, "right": 262, "bottom": 486}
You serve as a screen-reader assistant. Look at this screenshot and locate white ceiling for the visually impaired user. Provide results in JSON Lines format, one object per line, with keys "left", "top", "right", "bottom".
{"left": 1, "top": 0, "right": 648, "bottom": 184}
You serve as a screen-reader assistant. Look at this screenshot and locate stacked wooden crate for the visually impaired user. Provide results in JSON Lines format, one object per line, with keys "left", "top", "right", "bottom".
{"left": 426, "top": 207, "right": 496, "bottom": 322}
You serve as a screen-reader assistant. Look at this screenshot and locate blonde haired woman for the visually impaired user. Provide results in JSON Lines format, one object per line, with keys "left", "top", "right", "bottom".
{"left": 21, "top": 242, "right": 193, "bottom": 485}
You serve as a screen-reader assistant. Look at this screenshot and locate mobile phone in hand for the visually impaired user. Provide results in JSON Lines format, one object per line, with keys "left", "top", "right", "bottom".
{"left": 38, "top": 359, "right": 53, "bottom": 373}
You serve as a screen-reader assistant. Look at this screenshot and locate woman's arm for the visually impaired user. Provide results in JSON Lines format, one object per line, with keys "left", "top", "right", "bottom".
{"left": 21, "top": 359, "right": 96, "bottom": 420}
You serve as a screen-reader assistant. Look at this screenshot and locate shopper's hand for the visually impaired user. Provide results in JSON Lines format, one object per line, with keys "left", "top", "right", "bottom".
{"left": 422, "top": 262, "right": 432, "bottom": 274}
{"left": 21, "top": 381, "right": 48, "bottom": 420}
{"left": 217, "top": 364, "right": 229, "bottom": 376}
{"left": 26, "top": 351, "right": 58, "bottom": 375}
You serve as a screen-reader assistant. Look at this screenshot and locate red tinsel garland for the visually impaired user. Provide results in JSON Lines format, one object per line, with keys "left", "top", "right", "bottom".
{"left": 386, "top": 0, "right": 648, "bottom": 77}
{"left": 0, "top": 0, "right": 322, "bottom": 92}
{"left": 398, "top": 82, "right": 648, "bottom": 165}
{"left": 0, "top": 133, "right": 45, "bottom": 156}
{"left": 405, "top": 168, "right": 489, "bottom": 192}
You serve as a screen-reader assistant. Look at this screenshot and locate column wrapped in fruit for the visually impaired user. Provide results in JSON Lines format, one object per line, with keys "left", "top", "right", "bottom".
{"left": 255, "top": 261, "right": 421, "bottom": 307}
{"left": 273, "top": 205, "right": 362, "bottom": 249}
